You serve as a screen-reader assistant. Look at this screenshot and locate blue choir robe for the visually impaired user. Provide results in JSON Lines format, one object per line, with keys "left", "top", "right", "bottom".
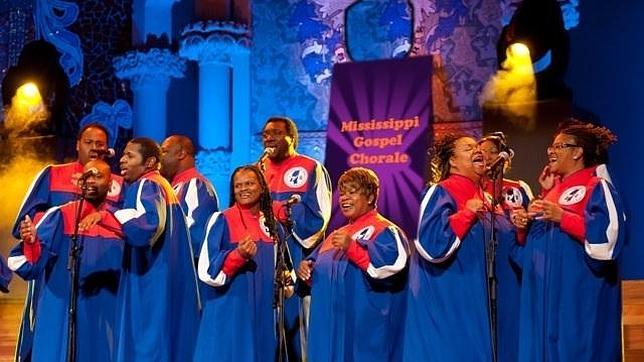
{"left": 11, "top": 162, "right": 123, "bottom": 362}
{"left": 307, "top": 209, "right": 409, "bottom": 362}
{"left": 171, "top": 167, "right": 220, "bottom": 307}
{"left": 194, "top": 204, "right": 282, "bottom": 362}
{"left": 483, "top": 177, "right": 533, "bottom": 362}
{"left": 264, "top": 153, "right": 332, "bottom": 359}
{"left": 516, "top": 167, "right": 624, "bottom": 362}
{"left": 0, "top": 254, "right": 11, "bottom": 293}
{"left": 264, "top": 153, "right": 332, "bottom": 266}
{"left": 403, "top": 174, "right": 517, "bottom": 361}
{"left": 7, "top": 200, "right": 123, "bottom": 362}
{"left": 171, "top": 167, "right": 219, "bottom": 256}
{"left": 113, "top": 170, "right": 200, "bottom": 362}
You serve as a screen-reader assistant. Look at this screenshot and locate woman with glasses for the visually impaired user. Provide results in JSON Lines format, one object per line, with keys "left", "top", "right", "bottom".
{"left": 478, "top": 132, "right": 533, "bottom": 362}
{"left": 403, "top": 133, "right": 517, "bottom": 361}
{"left": 512, "top": 120, "right": 624, "bottom": 361}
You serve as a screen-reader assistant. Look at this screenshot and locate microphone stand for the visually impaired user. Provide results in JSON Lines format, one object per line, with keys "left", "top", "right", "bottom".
{"left": 485, "top": 166, "right": 503, "bottom": 362}
{"left": 274, "top": 203, "right": 294, "bottom": 362}
{"left": 67, "top": 180, "right": 88, "bottom": 362}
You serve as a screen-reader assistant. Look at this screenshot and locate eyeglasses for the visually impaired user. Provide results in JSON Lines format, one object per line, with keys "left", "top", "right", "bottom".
{"left": 548, "top": 143, "right": 581, "bottom": 151}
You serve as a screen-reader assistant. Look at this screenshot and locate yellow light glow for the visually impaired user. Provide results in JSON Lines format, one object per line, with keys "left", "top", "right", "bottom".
{"left": 509, "top": 43, "right": 530, "bottom": 58}
{"left": 4, "top": 82, "right": 49, "bottom": 131}
{"left": 480, "top": 42, "right": 537, "bottom": 128}
{"left": 19, "top": 82, "right": 40, "bottom": 100}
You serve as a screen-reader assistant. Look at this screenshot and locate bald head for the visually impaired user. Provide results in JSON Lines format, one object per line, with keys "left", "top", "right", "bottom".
{"left": 160, "top": 135, "right": 196, "bottom": 181}
{"left": 83, "top": 159, "right": 112, "bottom": 204}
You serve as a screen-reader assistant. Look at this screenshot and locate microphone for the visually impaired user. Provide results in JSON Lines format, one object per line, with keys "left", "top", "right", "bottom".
{"left": 78, "top": 167, "right": 99, "bottom": 180}
{"left": 261, "top": 147, "right": 275, "bottom": 159}
{"left": 258, "top": 147, "right": 275, "bottom": 172}
{"left": 285, "top": 194, "right": 301, "bottom": 206}
{"left": 95, "top": 148, "right": 116, "bottom": 159}
{"left": 486, "top": 151, "right": 513, "bottom": 173}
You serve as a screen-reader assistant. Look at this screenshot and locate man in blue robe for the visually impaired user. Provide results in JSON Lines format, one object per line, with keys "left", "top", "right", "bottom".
{"left": 160, "top": 135, "right": 219, "bottom": 256}
{"left": 8, "top": 160, "right": 123, "bottom": 362}
{"left": 114, "top": 137, "right": 200, "bottom": 362}
{"left": 1, "top": 254, "right": 12, "bottom": 293}
{"left": 11, "top": 123, "right": 122, "bottom": 361}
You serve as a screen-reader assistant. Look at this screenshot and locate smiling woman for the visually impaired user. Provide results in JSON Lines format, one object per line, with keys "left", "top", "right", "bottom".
{"left": 516, "top": 119, "right": 624, "bottom": 361}
{"left": 299, "top": 167, "right": 409, "bottom": 362}
{"left": 194, "top": 164, "right": 284, "bottom": 362}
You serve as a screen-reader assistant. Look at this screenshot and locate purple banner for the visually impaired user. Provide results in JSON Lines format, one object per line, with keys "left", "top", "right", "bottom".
{"left": 325, "top": 56, "right": 432, "bottom": 239}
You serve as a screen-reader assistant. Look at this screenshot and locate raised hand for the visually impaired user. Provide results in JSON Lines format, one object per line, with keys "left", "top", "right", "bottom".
{"left": 19, "top": 215, "right": 36, "bottom": 244}
{"left": 238, "top": 235, "right": 258, "bottom": 259}
{"left": 330, "top": 231, "right": 352, "bottom": 251}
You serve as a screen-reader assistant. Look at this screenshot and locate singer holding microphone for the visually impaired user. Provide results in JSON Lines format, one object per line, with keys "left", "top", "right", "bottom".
{"left": 403, "top": 133, "right": 517, "bottom": 362}
{"left": 8, "top": 159, "right": 124, "bottom": 362}
{"left": 10, "top": 122, "right": 123, "bottom": 361}
{"left": 260, "top": 116, "right": 332, "bottom": 360}
{"left": 298, "top": 167, "right": 409, "bottom": 362}
{"left": 478, "top": 132, "right": 533, "bottom": 362}
{"left": 194, "top": 164, "right": 287, "bottom": 362}
{"left": 512, "top": 120, "right": 624, "bottom": 362}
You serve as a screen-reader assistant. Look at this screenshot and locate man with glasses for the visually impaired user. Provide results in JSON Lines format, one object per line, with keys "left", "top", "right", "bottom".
{"left": 260, "top": 116, "right": 332, "bottom": 360}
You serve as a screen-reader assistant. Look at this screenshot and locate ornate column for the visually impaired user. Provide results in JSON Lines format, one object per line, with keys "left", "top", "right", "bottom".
{"left": 131, "top": 0, "right": 180, "bottom": 45}
{"left": 179, "top": 21, "right": 251, "bottom": 206}
{"left": 113, "top": 48, "right": 185, "bottom": 141}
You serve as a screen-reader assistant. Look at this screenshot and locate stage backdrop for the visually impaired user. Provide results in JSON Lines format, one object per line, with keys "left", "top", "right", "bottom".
{"left": 325, "top": 56, "right": 432, "bottom": 239}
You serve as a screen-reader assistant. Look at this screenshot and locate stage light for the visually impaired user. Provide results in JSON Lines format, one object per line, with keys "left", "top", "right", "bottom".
{"left": 480, "top": 41, "right": 536, "bottom": 124}
{"left": 15, "top": 82, "right": 42, "bottom": 106}
{"left": 4, "top": 81, "right": 49, "bottom": 131}
{"left": 509, "top": 43, "right": 530, "bottom": 59}
{"left": 504, "top": 43, "right": 533, "bottom": 76}
{"left": 497, "top": 0, "right": 570, "bottom": 99}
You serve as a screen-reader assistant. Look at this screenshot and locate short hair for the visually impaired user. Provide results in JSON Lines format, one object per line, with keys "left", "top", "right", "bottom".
{"left": 428, "top": 132, "right": 470, "bottom": 184}
{"left": 170, "top": 135, "right": 196, "bottom": 157}
{"left": 78, "top": 123, "right": 109, "bottom": 143}
{"left": 129, "top": 137, "right": 161, "bottom": 166}
{"left": 264, "top": 116, "right": 299, "bottom": 149}
{"left": 338, "top": 167, "right": 380, "bottom": 206}
{"left": 558, "top": 118, "right": 617, "bottom": 167}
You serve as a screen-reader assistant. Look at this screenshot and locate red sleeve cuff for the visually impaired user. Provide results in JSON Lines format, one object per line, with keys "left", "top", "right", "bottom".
{"left": 222, "top": 249, "right": 248, "bottom": 276}
{"left": 345, "top": 240, "right": 370, "bottom": 271}
{"left": 23, "top": 239, "right": 42, "bottom": 264}
{"left": 272, "top": 200, "right": 287, "bottom": 222}
{"left": 560, "top": 211, "right": 585, "bottom": 243}
{"left": 516, "top": 228, "right": 527, "bottom": 246}
{"left": 448, "top": 208, "right": 478, "bottom": 240}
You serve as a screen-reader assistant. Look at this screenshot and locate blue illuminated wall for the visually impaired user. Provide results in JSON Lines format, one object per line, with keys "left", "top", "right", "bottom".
{"left": 249, "top": 0, "right": 511, "bottom": 158}
{"left": 566, "top": 0, "right": 644, "bottom": 278}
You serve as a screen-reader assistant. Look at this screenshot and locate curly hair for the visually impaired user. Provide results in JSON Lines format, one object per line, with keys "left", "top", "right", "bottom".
{"left": 557, "top": 118, "right": 617, "bottom": 167}
{"left": 428, "top": 132, "right": 469, "bottom": 184}
{"left": 228, "top": 165, "right": 279, "bottom": 241}
{"left": 338, "top": 167, "right": 380, "bottom": 207}
{"left": 479, "top": 131, "right": 513, "bottom": 171}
